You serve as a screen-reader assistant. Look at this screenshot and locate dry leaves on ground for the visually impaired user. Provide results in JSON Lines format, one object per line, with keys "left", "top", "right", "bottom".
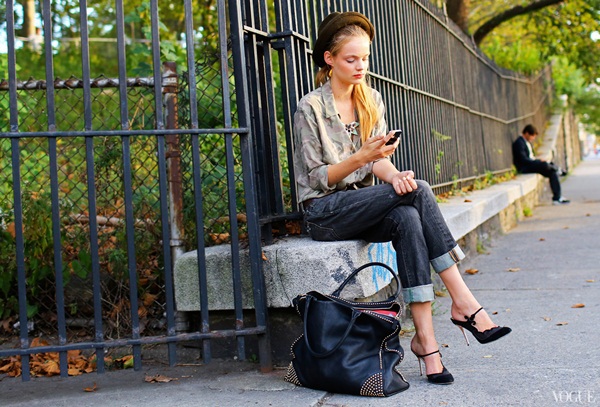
{"left": 571, "top": 303, "right": 585, "bottom": 308}
{"left": 145, "top": 374, "right": 178, "bottom": 383}
{"left": 507, "top": 267, "right": 520, "bottom": 272}
{"left": 84, "top": 383, "right": 98, "bottom": 392}
{"left": 465, "top": 268, "right": 479, "bottom": 275}
{"left": 0, "top": 339, "right": 138, "bottom": 378}
{"left": 0, "top": 338, "right": 95, "bottom": 378}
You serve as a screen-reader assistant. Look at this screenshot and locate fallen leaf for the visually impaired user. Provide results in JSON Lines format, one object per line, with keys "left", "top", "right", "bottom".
{"left": 563, "top": 226, "right": 569, "bottom": 229}
{"left": 492, "top": 311, "right": 498, "bottom": 315}
{"left": 539, "top": 238, "right": 545, "bottom": 241}
{"left": 465, "top": 268, "right": 479, "bottom": 275}
{"left": 84, "top": 383, "right": 97, "bottom": 392}
{"left": 209, "top": 233, "right": 229, "bottom": 244}
{"left": 507, "top": 267, "right": 520, "bottom": 272}
{"left": 68, "top": 368, "right": 82, "bottom": 376}
{"left": 142, "top": 293, "right": 158, "bottom": 307}
{"left": 145, "top": 374, "right": 178, "bottom": 383}
{"left": 542, "top": 316, "right": 551, "bottom": 321}
{"left": 571, "top": 303, "right": 585, "bottom": 308}
{"left": 586, "top": 279, "right": 595, "bottom": 283}
{"left": 464, "top": 199, "right": 472, "bottom": 203}
{"left": 440, "top": 343, "right": 449, "bottom": 348}
{"left": 556, "top": 322, "right": 568, "bottom": 326}
{"left": 483, "top": 355, "right": 493, "bottom": 358}
{"left": 7, "top": 222, "right": 16, "bottom": 238}
{"left": 261, "top": 252, "right": 268, "bottom": 261}
{"left": 586, "top": 213, "right": 591, "bottom": 217}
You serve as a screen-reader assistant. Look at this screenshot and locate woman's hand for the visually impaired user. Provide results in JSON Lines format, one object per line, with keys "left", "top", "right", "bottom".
{"left": 391, "top": 170, "right": 418, "bottom": 195}
{"left": 356, "top": 130, "right": 399, "bottom": 163}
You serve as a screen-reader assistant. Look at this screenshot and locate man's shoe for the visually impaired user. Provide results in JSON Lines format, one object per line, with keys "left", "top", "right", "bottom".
{"left": 553, "top": 197, "right": 570, "bottom": 205}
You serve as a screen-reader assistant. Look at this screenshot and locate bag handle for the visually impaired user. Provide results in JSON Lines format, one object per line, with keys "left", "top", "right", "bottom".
{"left": 331, "top": 262, "right": 400, "bottom": 301}
{"left": 302, "top": 295, "right": 360, "bottom": 358}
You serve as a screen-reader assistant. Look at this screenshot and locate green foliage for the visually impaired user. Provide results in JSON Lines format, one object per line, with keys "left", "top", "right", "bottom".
{"left": 472, "top": 0, "right": 600, "bottom": 82}
{"left": 470, "top": 0, "right": 600, "bottom": 133}
{"left": 551, "top": 57, "right": 600, "bottom": 135}
{"left": 552, "top": 57, "right": 587, "bottom": 99}
{"left": 481, "top": 35, "right": 544, "bottom": 75}
{"left": 432, "top": 129, "right": 452, "bottom": 142}
{"left": 573, "top": 85, "right": 600, "bottom": 135}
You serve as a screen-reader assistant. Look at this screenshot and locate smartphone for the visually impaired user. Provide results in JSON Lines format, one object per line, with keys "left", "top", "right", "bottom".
{"left": 385, "top": 129, "right": 402, "bottom": 145}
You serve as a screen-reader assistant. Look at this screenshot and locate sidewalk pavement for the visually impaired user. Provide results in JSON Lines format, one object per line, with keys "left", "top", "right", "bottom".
{"left": 2, "top": 157, "right": 600, "bottom": 407}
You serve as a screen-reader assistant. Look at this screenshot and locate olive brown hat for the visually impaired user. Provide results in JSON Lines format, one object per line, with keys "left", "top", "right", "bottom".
{"left": 312, "top": 11, "right": 375, "bottom": 68}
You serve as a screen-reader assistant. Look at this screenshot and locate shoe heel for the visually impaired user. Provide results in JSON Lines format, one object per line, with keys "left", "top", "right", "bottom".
{"left": 416, "top": 356, "right": 423, "bottom": 376}
{"left": 458, "top": 326, "right": 470, "bottom": 346}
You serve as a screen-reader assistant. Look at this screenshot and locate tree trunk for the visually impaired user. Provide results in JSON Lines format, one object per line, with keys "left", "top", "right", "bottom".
{"left": 473, "top": 0, "right": 565, "bottom": 46}
{"left": 20, "top": 0, "right": 37, "bottom": 37}
{"left": 446, "top": 0, "right": 470, "bottom": 33}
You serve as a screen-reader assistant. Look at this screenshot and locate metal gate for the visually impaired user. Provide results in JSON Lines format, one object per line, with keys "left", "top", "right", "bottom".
{"left": 0, "top": 0, "right": 271, "bottom": 380}
{"left": 1, "top": 0, "right": 554, "bottom": 382}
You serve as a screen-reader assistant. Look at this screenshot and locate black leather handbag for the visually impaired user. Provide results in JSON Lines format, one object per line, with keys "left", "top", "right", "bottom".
{"left": 284, "top": 262, "right": 410, "bottom": 397}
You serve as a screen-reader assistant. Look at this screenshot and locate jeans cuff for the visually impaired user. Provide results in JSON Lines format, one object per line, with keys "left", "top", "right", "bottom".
{"left": 401, "top": 284, "right": 435, "bottom": 303}
{"left": 431, "top": 245, "right": 465, "bottom": 273}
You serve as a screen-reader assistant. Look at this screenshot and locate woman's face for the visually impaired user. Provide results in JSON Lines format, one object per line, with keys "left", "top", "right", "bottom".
{"left": 325, "top": 35, "right": 370, "bottom": 86}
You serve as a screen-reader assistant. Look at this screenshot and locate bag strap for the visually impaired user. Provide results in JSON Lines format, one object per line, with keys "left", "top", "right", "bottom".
{"left": 302, "top": 295, "right": 360, "bottom": 358}
{"left": 331, "top": 262, "right": 400, "bottom": 301}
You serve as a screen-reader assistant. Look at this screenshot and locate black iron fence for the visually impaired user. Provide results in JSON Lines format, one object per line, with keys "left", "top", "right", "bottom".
{"left": 246, "top": 0, "right": 553, "bottom": 242}
{"left": 1, "top": 0, "right": 555, "bottom": 381}
{"left": 0, "top": 0, "right": 271, "bottom": 381}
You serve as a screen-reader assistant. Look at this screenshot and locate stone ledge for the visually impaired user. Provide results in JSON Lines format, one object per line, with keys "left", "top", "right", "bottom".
{"left": 174, "top": 172, "right": 544, "bottom": 311}
{"left": 174, "top": 115, "right": 562, "bottom": 312}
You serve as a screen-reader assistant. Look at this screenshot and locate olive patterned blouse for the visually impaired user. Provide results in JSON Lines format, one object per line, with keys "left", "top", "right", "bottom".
{"left": 292, "top": 80, "right": 388, "bottom": 204}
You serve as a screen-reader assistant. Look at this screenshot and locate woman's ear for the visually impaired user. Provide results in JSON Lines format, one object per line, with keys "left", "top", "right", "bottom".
{"left": 323, "top": 51, "right": 333, "bottom": 67}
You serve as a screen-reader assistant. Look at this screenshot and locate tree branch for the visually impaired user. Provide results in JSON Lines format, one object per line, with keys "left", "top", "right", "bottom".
{"left": 473, "top": 0, "right": 565, "bottom": 46}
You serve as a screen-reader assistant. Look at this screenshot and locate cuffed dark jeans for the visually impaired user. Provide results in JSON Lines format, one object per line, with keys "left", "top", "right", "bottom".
{"left": 304, "top": 180, "right": 465, "bottom": 303}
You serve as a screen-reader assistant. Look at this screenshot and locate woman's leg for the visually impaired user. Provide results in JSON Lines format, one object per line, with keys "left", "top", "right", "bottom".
{"left": 410, "top": 302, "right": 444, "bottom": 375}
{"left": 439, "top": 264, "right": 498, "bottom": 331}
{"left": 359, "top": 205, "right": 446, "bottom": 375}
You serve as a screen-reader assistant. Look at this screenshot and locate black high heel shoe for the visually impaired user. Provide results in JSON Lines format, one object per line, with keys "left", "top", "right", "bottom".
{"left": 411, "top": 349, "right": 454, "bottom": 385}
{"left": 450, "top": 307, "right": 512, "bottom": 345}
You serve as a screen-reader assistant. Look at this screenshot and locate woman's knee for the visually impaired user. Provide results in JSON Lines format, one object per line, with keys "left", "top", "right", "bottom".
{"left": 414, "top": 179, "right": 436, "bottom": 201}
{"left": 415, "top": 179, "right": 431, "bottom": 190}
{"left": 389, "top": 205, "right": 422, "bottom": 230}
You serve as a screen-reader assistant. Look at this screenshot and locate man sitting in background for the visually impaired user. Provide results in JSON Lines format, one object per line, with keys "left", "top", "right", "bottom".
{"left": 512, "top": 124, "right": 570, "bottom": 205}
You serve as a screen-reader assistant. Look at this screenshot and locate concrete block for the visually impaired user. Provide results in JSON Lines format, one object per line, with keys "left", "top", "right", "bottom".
{"left": 174, "top": 113, "right": 564, "bottom": 312}
{"left": 441, "top": 173, "right": 541, "bottom": 241}
{"left": 174, "top": 238, "right": 396, "bottom": 311}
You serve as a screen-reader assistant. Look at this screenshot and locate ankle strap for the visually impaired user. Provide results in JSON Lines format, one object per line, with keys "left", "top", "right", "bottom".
{"left": 466, "top": 307, "right": 484, "bottom": 325}
{"left": 418, "top": 349, "right": 441, "bottom": 358}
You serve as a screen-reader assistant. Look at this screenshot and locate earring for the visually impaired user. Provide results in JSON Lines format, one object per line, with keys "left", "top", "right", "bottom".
{"left": 328, "top": 68, "right": 332, "bottom": 78}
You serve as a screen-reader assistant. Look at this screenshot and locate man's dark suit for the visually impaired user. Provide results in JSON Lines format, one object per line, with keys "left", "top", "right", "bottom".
{"left": 512, "top": 136, "right": 561, "bottom": 200}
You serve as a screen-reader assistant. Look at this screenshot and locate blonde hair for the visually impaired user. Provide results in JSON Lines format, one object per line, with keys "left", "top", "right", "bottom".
{"left": 315, "top": 25, "right": 380, "bottom": 142}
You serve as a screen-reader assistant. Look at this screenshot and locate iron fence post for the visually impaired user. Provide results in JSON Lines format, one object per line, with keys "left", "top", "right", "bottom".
{"left": 162, "top": 62, "right": 185, "bottom": 265}
{"left": 162, "top": 61, "right": 189, "bottom": 334}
